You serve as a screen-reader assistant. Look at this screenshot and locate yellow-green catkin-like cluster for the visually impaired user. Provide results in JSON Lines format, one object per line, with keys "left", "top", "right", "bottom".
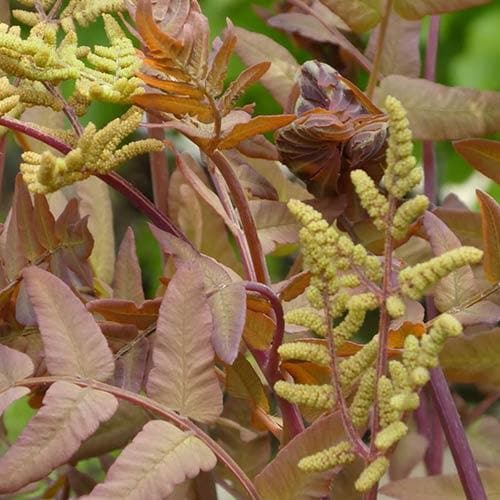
{"left": 274, "top": 381, "right": 333, "bottom": 410}
{"left": 355, "top": 457, "right": 389, "bottom": 492}
{"left": 350, "top": 169, "right": 388, "bottom": 230}
{"left": 382, "top": 96, "right": 422, "bottom": 199}
{"left": 278, "top": 342, "right": 330, "bottom": 366}
{"left": 399, "top": 246, "right": 483, "bottom": 300}
{"left": 298, "top": 441, "right": 355, "bottom": 472}
{"left": 72, "top": 15, "right": 143, "bottom": 108}
{"left": 0, "top": 22, "right": 81, "bottom": 82}
{"left": 21, "top": 107, "right": 164, "bottom": 193}
{"left": 349, "top": 367, "right": 376, "bottom": 428}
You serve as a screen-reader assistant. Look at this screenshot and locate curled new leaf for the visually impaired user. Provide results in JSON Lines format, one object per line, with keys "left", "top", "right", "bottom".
{"left": 84, "top": 420, "right": 217, "bottom": 499}
{"left": 276, "top": 60, "right": 387, "bottom": 198}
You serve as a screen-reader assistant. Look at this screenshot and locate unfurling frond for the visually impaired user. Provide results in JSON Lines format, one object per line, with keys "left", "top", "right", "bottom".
{"left": 21, "top": 108, "right": 163, "bottom": 193}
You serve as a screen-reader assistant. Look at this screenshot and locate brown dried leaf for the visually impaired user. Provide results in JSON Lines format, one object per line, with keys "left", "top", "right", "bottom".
{"left": 394, "top": 0, "right": 489, "bottom": 20}
{"left": 84, "top": 420, "right": 217, "bottom": 499}
{"left": 454, "top": 139, "right": 500, "bottom": 184}
{"left": 375, "top": 76, "right": 500, "bottom": 140}
{"left": 476, "top": 190, "right": 500, "bottom": 282}
{"left": 234, "top": 27, "right": 299, "bottom": 109}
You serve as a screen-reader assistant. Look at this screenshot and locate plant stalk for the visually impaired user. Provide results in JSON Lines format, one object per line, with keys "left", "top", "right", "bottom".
{"left": 366, "top": 0, "right": 394, "bottom": 98}
{"left": 209, "top": 150, "right": 269, "bottom": 284}
{"left": 0, "top": 115, "right": 186, "bottom": 242}
{"left": 421, "top": 14, "right": 486, "bottom": 499}
{"left": 19, "top": 376, "right": 260, "bottom": 500}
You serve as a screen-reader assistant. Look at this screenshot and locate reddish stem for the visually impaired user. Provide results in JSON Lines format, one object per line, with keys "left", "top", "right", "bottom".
{"left": 209, "top": 150, "right": 269, "bottom": 285}
{"left": 243, "top": 281, "right": 305, "bottom": 440}
{"left": 421, "top": 14, "right": 486, "bottom": 500}
{"left": 19, "top": 376, "right": 259, "bottom": 500}
{"left": 0, "top": 115, "right": 186, "bottom": 242}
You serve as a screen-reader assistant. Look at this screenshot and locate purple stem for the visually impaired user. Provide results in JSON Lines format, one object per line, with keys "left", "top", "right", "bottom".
{"left": 430, "top": 369, "right": 486, "bottom": 499}
{"left": 422, "top": 15, "right": 486, "bottom": 499}
{"left": 0, "top": 115, "right": 187, "bottom": 242}
{"left": 243, "top": 281, "right": 305, "bottom": 440}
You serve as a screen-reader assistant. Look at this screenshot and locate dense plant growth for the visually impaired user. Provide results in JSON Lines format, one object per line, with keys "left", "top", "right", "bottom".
{"left": 0, "top": 0, "right": 499, "bottom": 498}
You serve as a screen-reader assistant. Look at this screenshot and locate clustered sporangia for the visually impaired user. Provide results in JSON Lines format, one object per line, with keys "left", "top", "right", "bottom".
{"left": 0, "top": 2, "right": 162, "bottom": 193}
{"left": 277, "top": 96, "right": 484, "bottom": 491}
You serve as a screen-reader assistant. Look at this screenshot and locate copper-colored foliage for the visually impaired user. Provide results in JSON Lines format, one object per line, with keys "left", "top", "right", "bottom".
{"left": 275, "top": 60, "right": 387, "bottom": 198}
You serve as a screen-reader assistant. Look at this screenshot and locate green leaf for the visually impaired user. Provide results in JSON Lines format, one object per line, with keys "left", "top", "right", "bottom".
{"left": 454, "top": 139, "right": 500, "bottom": 184}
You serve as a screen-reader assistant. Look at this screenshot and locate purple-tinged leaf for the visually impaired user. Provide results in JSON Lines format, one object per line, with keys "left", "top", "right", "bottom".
{"left": 147, "top": 262, "right": 223, "bottom": 423}
{"left": 0, "top": 344, "right": 34, "bottom": 392}
{"left": 366, "top": 10, "right": 421, "bottom": 78}
{"left": 115, "top": 339, "right": 149, "bottom": 393}
{"left": 0, "top": 344, "right": 33, "bottom": 414}
{"left": 113, "top": 227, "right": 144, "bottom": 305}
{"left": 15, "top": 280, "right": 37, "bottom": 327}
{"left": 73, "top": 402, "right": 150, "bottom": 462}
{"left": 54, "top": 198, "right": 94, "bottom": 289}
{"left": 33, "top": 194, "right": 59, "bottom": 251}
{"left": 67, "top": 467, "right": 97, "bottom": 496}
{"left": 233, "top": 162, "right": 279, "bottom": 201}
{"left": 375, "top": 76, "right": 500, "bottom": 141}
{"left": 380, "top": 464, "right": 500, "bottom": 499}
{"left": 150, "top": 228, "right": 246, "bottom": 363}
{"left": 467, "top": 416, "right": 500, "bottom": 467}
{"left": 23, "top": 266, "right": 115, "bottom": 380}
{"left": 255, "top": 412, "right": 345, "bottom": 499}
{"left": 12, "top": 176, "right": 44, "bottom": 262}
{"left": 394, "top": 0, "right": 489, "bottom": 20}
{"left": 83, "top": 420, "right": 217, "bottom": 499}
{"left": 389, "top": 431, "right": 428, "bottom": 480}
{"left": 0, "top": 387, "right": 31, "bottom": 417}
{"left": 234, "top": 27, "right": 299, "bottom": 109}
{"left": 268, "top": 12, "right": 337, "bottom": 44}
{"left": 476, "top": 190, "right": 500, "bottom": 283}
{"left": 454, "top": 139, "right": 500, "bottom": 184}
{"left": 422, "top": 212, "right": 500, "bottom": 324}
{"left": 319, "top": 0, "right": 381, "bottom": 33}
{"left": 176, "top": 153, "right": 239, "bottom": 234}
{"left": 433, "top": 207, "right": 483, "bottom": 248}
{"left": 0, "top": 197, "right": 27, "bottom": 281}
{"left": 77, "top": 177, "right": 115, "bottom": 285}
{"left": 250, "top": 200, "right": 299, "bottom": 254}
{"left": 0, "top": 381, "right": 118, "bottom": 494}
{"left": 441, "top": 327, "right": 500, "bottom": 387}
